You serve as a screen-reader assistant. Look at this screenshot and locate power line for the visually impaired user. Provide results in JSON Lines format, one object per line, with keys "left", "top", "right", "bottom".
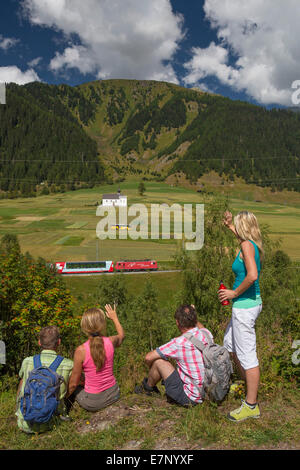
{"left": 166, "top": 156, "right": 300, "bottom": 162}
{"left": 236, "top": 178, "right": 300, "bottom": 183}
{"left": 0, "top": 176, "right": 299, "bottom": 185}
{"left": 0, "top": 160, "right": 103, "bottom": 163}
{"left": 0, "top": 155, "right": 299, "bottom": 163}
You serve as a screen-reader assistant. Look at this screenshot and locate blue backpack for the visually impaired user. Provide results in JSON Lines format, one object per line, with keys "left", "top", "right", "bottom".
{"left": 20, "top": 354, "right": 65, "bottom": 424}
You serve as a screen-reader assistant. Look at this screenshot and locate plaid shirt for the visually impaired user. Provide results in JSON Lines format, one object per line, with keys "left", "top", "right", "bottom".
{"left": 156, "top": 327, "right": 213, "bottom": 403}
{"left": 16, "top": 350, "right": 73, "bottom": 434}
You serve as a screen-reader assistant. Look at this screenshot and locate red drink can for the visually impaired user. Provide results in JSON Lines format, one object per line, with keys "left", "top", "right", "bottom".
{"left": 219, "top": 281, "right": 230, "bottom": 306}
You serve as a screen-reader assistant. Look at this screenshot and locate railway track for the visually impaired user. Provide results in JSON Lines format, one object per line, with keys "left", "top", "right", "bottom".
{"left": 62, "top": 269, "right": 181, "bottom": 277}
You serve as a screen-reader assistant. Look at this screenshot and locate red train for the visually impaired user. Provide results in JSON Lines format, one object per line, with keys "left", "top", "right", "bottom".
{"left": 54, "top": 259, "right": 158, "bottom": 274}
{"left": 115, "top": 260, "right": 158, "bottom": 272}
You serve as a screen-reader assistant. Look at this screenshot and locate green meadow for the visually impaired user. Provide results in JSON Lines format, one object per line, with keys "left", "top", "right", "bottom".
{"left": 0, "top": 180, "right": 300, "bottom": 264}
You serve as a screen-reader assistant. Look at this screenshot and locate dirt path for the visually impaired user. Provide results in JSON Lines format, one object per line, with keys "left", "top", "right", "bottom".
{"left": 73, "top": 395, "right": 300, "bottom": 450}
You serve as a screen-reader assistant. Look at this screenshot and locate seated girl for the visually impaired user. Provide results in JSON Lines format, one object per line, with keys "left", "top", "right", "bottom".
{"left": 67, "top": 304, "right": 125, "bottom": 412}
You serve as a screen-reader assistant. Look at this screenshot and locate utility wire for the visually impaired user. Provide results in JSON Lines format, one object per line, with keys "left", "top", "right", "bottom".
{"left": 0, "top": 177, "right": 299, "bottom": 184}
{"left": 0, "top": 155, "right": 299, "bottom": 163}
{"left": 165, "top": 156, "right": 300, "bottom": 162}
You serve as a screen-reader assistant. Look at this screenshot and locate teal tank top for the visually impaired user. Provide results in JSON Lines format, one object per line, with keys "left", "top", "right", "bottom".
{"left": 232, "top": 240, "right": 262, "bottom": 308}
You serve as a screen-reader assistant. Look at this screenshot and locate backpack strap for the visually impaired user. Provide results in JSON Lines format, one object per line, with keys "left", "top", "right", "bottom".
{"left": 49, "top": 355, "right": 64, "bottom": 372}
{"left": 183, "top": 332, "right": 205, "bottom": 352}
{"left": 33, "top": 354, "right": 64, "bottom": 371}
{"left": 199, "top": 328, "right": 213, "bottom": 345}
{"left": 182, "top": 332, "right": 205, "bottom": 397}
{"left": 183, "top": 328, "right": 213, "bottom": 352}
{"left": 33, "top": 354, "right": 42, "bottom": 369}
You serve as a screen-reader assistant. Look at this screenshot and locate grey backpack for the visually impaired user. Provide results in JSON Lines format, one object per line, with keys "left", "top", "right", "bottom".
{"left": 183, "top": 329, "right": 233, "bottom": 403}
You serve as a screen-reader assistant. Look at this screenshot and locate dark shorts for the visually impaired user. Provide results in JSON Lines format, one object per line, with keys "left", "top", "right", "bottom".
{"left": 162, "top": 370, "right": 198, "bottom": 407}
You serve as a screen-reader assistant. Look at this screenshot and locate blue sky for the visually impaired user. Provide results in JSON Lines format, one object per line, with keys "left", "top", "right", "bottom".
{"left": 0, "top": 0, "right": 299, "bottom": 108}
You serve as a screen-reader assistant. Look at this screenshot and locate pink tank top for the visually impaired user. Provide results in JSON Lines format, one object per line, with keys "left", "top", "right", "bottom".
{"left": 83, "top": 337, "right": 116, "bottom": 394}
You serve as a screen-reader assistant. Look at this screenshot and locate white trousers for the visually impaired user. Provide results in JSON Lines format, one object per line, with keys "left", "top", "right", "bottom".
{"left": 223, "top": 304, "right": 262, "bottom": 370}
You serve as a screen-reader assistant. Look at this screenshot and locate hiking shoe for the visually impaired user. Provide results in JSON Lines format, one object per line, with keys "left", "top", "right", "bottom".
{"left": 134, "top": 377, "right": 160, "bottom": 396}
{"left": 228, "top": 400, "right": 260, "bottom": 422}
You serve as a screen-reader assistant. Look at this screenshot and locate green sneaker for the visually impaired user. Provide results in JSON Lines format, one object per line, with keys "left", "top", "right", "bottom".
{"left": 228, "top": 400, "right": 260, "bottom": 422}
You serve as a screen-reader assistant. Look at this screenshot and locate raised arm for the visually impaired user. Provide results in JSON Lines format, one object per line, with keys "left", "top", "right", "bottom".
{"left": 105, "top": 304, "right": 125, "bottom": 348}
{"left": 223, "top": 211, "right": 240, "bottom": 240}
{"left": 190, "top": 305, "right": 205, "bottom": 330}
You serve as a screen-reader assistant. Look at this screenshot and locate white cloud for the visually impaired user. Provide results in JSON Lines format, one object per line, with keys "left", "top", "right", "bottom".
{"left": 184, "top": 0, "right": 300, "bottom": 105}
{"left": 0, "top": 66, "right": 40, "bottom": 84}
{"left": 22, "top": 0, "right": 184, "bottom": 84}
{"left": 27, "top": 56, "right": 42, "bottom": 68}
{"left": 0, "top": 35, "right": 19, "bottom": 51}
{"left": 50, "top": 45, "right": 97, "bottom": 75}
{"left": 184, "top": 42, "right": 239, "bottom": 86}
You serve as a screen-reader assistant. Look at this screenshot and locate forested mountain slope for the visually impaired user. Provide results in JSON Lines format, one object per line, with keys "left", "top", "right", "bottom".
{"left": 0, "top": 83, "right": 106, "bottom": 196}
{"left": 1, "top": 79, "right": 300, "bottom": 196}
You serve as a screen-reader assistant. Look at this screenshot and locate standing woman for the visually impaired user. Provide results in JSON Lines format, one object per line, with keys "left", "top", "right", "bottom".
{"left": 67, "top": 304, "right": 125, "bottom": 412}
{"left": 219, "top": 210, "right": 263, "bottom": 422}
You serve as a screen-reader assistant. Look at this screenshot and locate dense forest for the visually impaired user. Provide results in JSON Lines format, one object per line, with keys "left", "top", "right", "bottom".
{"left": 0, "top": 83, "right": 106, "bottom": 197}
{"left": 0, "top": 79, "right": 300, "bottom": 197}
{"left": 168, "top": 96, "right": 300, "bottom": 191}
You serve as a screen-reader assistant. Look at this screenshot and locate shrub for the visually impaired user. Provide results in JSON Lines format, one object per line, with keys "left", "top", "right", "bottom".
{"left": 0, "top": 235, "right": 79, "bottom": 373}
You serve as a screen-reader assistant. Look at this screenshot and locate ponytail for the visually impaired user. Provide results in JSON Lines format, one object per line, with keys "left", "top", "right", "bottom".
{"left": 81, "top": 308, "right": 107, "bottom": 371}
{"left": 89, "top": 335, "right": 106, "bottom": 372}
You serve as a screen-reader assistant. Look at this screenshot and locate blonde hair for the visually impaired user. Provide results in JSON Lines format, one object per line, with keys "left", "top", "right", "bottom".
{"left": 234, "top": 211, "right": 264, "bottom": 260}
{"left": 81, "top": 308, "right": 107, "bottom": 372}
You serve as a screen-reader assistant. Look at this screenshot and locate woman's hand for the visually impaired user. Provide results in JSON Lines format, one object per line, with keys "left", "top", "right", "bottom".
{"left": 105, "top": 303, "right": 125, "bottom": 348}
{"left": 218, "top": 288, "right": 236, "bottom": 302}
{"left": 223, "top": 210, "right": 240, "bottom": 240}
{"left": 223, "top": 210, "right": 233, "bottom": 227}
{"left": 105, "top": 303, "right": 118, "bottom": 320}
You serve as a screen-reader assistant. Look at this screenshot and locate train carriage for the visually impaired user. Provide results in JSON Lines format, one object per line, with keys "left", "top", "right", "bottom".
{"left": 55, "top": 261, "right": 114, "bottom": 274}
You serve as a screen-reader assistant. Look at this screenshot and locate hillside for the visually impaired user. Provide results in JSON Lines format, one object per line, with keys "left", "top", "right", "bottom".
{"left": 0, "top": 83, "right": 106, "bottom": 197}
{"left": 1, "top": 79, "right": 300, "bottom": 196}
{"left": 76, "top": 79, "right": 300, "bottom": 192}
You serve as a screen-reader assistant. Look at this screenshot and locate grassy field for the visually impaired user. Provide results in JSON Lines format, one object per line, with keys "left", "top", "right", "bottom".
{"left": 0, "top": 179, "right": 300, "bottom": 262}
{"left": 64, "top": 271, "right": 182, "bottom": 314}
